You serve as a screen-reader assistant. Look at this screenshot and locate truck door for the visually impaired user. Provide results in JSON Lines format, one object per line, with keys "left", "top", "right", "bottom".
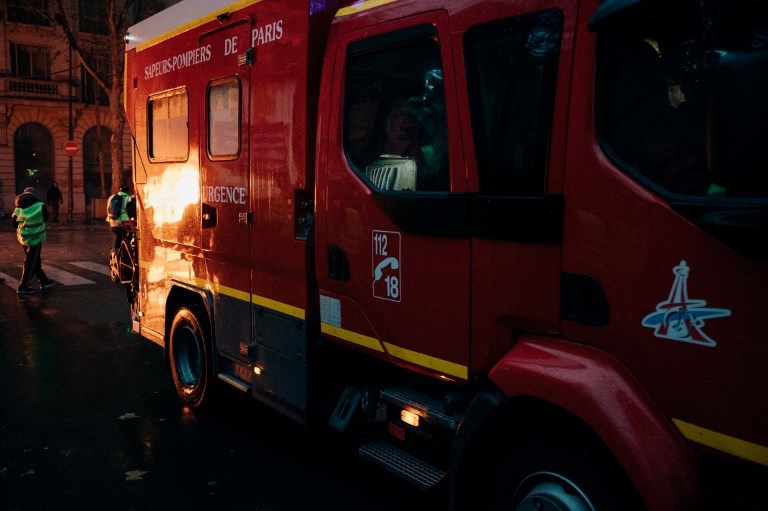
{"left": 200, "top": 19, "right": 252, "bottom": 361}
{"left": 317, "top": 13, "right": 472, "bottom": 381}
{"left": 317, "top": 3, "right": 574, "bottom": 379}
{"left": 458, "top": 4, "right": 573, "bottom": 371}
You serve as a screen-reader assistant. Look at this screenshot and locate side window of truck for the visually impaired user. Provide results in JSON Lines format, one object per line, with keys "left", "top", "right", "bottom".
{"left": 464, "top": 10, "right": 563, "bottom": 196}
{"left": 344, "top": 25, "right": 449, "bottom": 192}
{"left": 595, "top": 1, "right": 768, "bottom": 199}
{"left": 148, "top": 88, "right": 189, "bottom": 162}
{"left": 207, "top": 78, "right": 241, "bottom": 159}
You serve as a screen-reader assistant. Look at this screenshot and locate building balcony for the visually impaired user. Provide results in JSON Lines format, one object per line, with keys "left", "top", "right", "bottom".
{"left": 0, "top": 76, "right": 74, "bottom": 101}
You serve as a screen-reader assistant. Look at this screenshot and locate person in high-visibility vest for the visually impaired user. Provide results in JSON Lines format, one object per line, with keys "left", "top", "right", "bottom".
{"left": 106, "top": 185, "right": 132, "bottom": 253}
{"left": 12, "top": 187, "right": 55, "bottom": 295}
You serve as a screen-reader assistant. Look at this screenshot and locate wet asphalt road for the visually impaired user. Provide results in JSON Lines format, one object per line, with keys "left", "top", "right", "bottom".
{"left": 5, "top": 222, "right": 766, "bottom": 511}
{"left": 0, "top": 221, "right": 438, "bottom": 510}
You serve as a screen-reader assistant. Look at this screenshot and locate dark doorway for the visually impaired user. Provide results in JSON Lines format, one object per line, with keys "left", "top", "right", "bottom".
{"left": 14, "top": 122, "right": 54, "bottom": 194}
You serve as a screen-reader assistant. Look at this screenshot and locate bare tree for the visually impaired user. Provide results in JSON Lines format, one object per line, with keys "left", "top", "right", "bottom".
{"left": 31, "top": 0, "right": 170, "bottom": 195}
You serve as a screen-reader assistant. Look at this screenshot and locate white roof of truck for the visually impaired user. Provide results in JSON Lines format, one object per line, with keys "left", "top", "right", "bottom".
{"left": 125, "top": 0, "right": 256, "bottom": 51}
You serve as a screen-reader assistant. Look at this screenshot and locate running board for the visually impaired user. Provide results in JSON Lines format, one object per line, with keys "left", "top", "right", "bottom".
{"left": 359, "top": 440, "right": 447, "bottom": 491}
{"left": 218, "top": 372, "right": 252, "bottom": 393}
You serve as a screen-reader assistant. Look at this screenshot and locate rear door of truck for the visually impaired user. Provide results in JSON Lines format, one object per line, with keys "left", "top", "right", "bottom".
{"left": 200, "top": 18, "right": 253, "bottom": 362}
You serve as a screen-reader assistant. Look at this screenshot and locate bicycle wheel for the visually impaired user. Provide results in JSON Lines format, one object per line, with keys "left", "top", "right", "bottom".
{"left": 109, "top": 248, "right": 119, "bottom": 283}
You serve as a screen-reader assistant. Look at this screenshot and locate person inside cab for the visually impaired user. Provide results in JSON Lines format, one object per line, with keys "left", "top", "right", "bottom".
{"left": 379, "top": 69, "right": 448, "bottom": 191}
{"left": 601, "top": 5, "right": 721, "bottom": 196}
{"left": 593, "top": 0, "right": 768, "bottom": 198}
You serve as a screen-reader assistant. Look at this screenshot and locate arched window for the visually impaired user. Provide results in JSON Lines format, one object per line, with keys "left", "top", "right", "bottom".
{"left": 83, "top": 126, "right": 113, "bottom": 201}
{"left": 14, "top": 123, "right": 53, "bottom": 194}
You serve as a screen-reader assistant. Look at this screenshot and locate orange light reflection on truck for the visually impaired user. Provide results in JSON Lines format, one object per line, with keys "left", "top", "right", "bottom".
{"left": 144, "top": 165, "right": 200, "bottom": 226}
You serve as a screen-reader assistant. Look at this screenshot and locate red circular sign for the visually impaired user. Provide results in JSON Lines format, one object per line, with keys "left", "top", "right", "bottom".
{"left": 63, "top": 140, "right": 78, "bottom": 156}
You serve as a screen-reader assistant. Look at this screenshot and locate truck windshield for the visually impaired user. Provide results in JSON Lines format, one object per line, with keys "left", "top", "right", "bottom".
{"left": 594, "top": 0, "right": 768, "bottom": 199}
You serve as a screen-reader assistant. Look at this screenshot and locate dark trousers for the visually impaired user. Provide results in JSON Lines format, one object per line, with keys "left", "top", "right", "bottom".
{"left": 48, "top": 201, "right": 60, "bottom": 222}
{"left": 20, "top": 243, "right": 49, "bottom": 289}
{"left": 111, "top": 226, "right": 127, "bottom": 252}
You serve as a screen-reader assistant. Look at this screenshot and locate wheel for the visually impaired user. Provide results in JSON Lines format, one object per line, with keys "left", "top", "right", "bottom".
{"left": 109, "top": 248, "right": 119, "bottom": 283}
{"left": 118, "top": 237, "right": 135, "bottom": 283}
{"left": 489, "top": 438, "right": 640, "bottom": 511}
{"left": 117, "top": 235, "right": 138, "bottom": 303}
{"left": 169, "top": 308, "right": 213, "bottom": 409}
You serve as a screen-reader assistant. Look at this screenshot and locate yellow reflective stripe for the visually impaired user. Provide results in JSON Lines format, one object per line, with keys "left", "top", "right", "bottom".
{"left": 202, "top": 277, "right": 250, "bottom": 302}
{"left": 673, "top": 418, "right": 768, "bottom": 467}
{"left": 182, "top": 275, "right": 305, "bottom": 320}
{"left": 251, "top": 293, "right": 305, "bottom": 320}
{"left": 383, "top": 341, "right": 468, "bottom": 380}
{"left": 321, "top": 323, "right": 384, "bottom": 352}
{"left": 336, "top": 0, "right": 397, "bottom": 17}
{"left": 321, "top": 322, "right": 468, "bottom": 380}
{"left": 150, "top": 266, "right": 467, "bottom": 379}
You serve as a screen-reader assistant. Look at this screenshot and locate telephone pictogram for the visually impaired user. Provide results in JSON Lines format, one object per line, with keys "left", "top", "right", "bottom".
{"left": 374, "top": 257, "right": 399, "bottom": 281}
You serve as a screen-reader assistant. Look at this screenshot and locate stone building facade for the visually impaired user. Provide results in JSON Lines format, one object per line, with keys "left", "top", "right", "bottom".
{"left": 0, "top": 0, "right": 176, "bottom": 221}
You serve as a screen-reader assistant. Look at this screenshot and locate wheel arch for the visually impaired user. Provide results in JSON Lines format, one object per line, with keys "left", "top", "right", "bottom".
{"left": 164, "top": 284, "right": 215, "bottom": 369}
{"left": 450, "top": 337, "right": 699, "bottom": 511}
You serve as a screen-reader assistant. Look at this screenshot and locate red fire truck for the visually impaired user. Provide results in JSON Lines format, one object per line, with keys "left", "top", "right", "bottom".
{"left": 123, "top": 0, "right": 768, "bottom": 508}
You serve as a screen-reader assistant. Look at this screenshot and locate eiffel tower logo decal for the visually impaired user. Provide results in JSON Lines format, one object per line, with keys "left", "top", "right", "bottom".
{"left": 641, "top": 260, "right": 731, "bottom": 347}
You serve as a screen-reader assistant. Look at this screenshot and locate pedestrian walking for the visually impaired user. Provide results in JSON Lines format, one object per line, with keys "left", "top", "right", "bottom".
{"left": 12, "top": 187, "right": 55, "bottom": 295}
{"left": 47, "top": 182, "right": 64, "bottom": 222}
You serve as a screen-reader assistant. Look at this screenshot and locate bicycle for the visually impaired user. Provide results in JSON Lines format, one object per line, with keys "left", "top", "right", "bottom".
{"left": 109, "top": 219, "right": 138, "bottom": 303}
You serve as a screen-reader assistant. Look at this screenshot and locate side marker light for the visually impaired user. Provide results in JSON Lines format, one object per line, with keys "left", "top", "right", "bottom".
{"left": 401, "top": 409, "right": 420, "bottom": 427}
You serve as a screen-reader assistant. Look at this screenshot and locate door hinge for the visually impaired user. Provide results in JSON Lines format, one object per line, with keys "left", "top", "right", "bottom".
{"left": 239, "top": 47, "right": 254, "bottom": 66}
{"left": 294, "top": 189, "right": 314, "bottom": 240}
{"left": 238, "top": 211, "right": 253, "bottom": 225}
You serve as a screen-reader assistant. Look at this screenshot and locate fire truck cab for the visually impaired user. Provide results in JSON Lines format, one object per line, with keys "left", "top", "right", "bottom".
{"left": 124, "top": 0, "right": 768, "bottom": 509}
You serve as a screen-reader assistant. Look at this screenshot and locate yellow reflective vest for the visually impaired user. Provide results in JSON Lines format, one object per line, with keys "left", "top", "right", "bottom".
{"left": 106, "top": 192, "right": 130, "bottom": 228}
{"left": 13, "top": 200, "right": 47, "bottom": 246}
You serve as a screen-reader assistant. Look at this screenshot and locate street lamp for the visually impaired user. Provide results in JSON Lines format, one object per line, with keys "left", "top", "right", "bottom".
{"left": 68, "top": 42, "right": 74, "bottom": 223}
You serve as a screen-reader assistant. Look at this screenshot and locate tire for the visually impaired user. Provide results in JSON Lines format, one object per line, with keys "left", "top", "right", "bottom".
{"left": 169, "top": 308, "right": 213, "bottom": 409}
{"left": 489, "top": 438, "right": 640, "bottom": 511}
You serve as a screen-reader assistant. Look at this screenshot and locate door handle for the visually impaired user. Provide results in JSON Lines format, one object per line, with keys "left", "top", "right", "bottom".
{"left": 327, "top": 245, "right": 350, "bottom": 281}
{"left": 202, "top": 203, "right": 217, "bottom": 229}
